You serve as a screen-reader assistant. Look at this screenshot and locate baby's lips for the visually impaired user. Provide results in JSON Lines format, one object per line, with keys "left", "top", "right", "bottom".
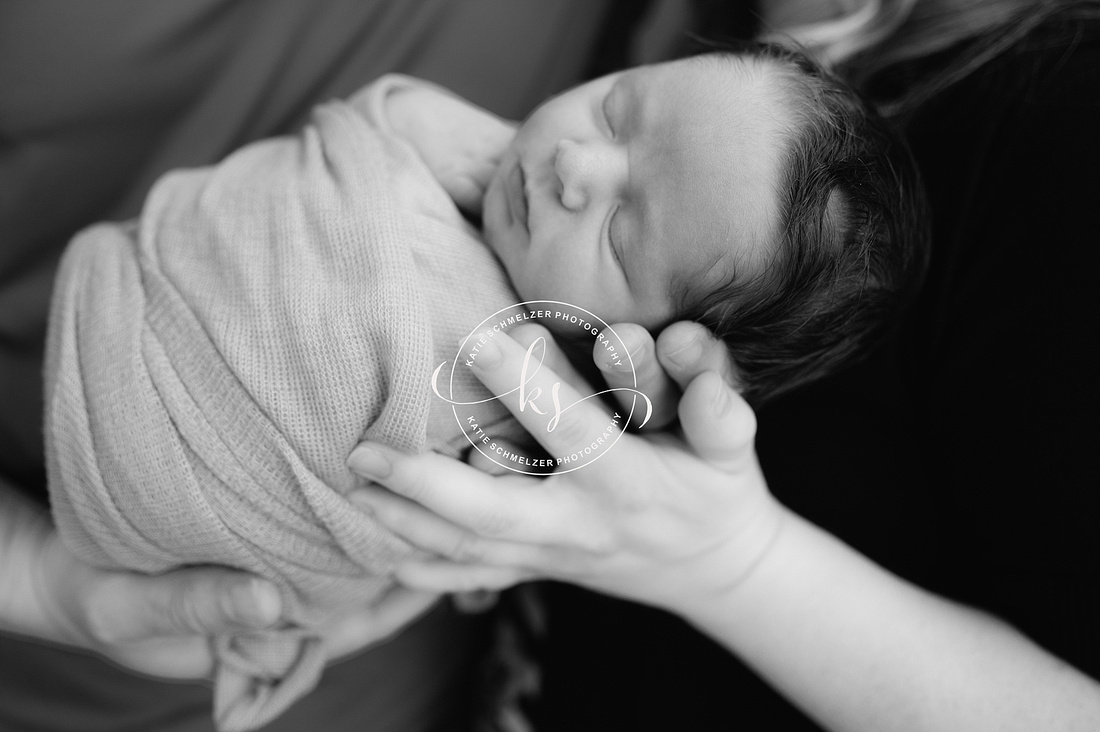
{"left": 505, "top": 158, "right": 528, "bottom": 232}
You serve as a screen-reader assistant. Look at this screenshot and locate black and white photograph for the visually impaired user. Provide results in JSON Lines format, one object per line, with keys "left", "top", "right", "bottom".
{"left": 2, "top": 1, "right": 1098, "bottom": 730}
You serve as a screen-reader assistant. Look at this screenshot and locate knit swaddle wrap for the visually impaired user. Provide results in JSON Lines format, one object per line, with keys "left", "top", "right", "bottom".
{"left": 45, "top": 97, "right": 518, "bottom": 731}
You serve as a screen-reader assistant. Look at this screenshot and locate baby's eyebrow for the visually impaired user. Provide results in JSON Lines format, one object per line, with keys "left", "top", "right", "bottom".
{"left": 612, "top": 73, "right": 643, "bottom": 133}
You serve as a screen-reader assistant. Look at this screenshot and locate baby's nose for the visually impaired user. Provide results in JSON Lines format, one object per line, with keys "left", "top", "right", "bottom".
{"left": 555, "top": 139, "right": 615, "bottom": 212}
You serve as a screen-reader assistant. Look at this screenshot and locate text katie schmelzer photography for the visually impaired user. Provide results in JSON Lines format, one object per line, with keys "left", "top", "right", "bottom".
{"left": 431, "top": 301, "right": 651, "bottom": 474}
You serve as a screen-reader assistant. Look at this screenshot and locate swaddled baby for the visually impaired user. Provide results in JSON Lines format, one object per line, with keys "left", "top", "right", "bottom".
{"left": 45, "top": 43, "right": 927, "bottom": 732}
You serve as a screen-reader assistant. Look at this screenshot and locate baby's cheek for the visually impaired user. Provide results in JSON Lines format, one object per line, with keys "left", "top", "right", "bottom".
{"left": 509, "top": 271, "right": 553, "bottom": 303}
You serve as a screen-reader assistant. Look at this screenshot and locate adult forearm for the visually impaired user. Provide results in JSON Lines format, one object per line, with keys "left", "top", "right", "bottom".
{"left": 687, "top": 509, "right": 1100, "bottom": 732}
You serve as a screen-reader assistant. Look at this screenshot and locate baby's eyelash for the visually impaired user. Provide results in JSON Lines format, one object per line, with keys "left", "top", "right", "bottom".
{"left": 608, "top": 206, "right": 626, "bottom": 273}
{"left": 602, "top": 93, "right": 615, "bottom": 137}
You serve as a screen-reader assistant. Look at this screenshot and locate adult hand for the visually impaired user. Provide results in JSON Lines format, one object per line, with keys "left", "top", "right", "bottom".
{"left": 593, "top": 320, "right": 739, "bottom": 431}
{"left": 382, "top": 77, "right": 517, "bottom": 213}
{"left": 24, "top": 516, "right": 437, "bottom": 679}
{"left": 352, "top": 324, "right": 1100, "bottom": 732}
{"left": 22, "top": 525, "right": 279, "bottom": 679}
{"left": 346, "top": 325, "right": 783, "bottom": 615}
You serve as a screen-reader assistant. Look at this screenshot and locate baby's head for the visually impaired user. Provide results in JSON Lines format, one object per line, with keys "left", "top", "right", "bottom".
{"left": 481, "top": 42, "right": 927, "bottom": 405}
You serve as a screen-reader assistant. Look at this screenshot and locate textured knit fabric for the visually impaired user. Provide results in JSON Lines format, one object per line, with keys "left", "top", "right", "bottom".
{"left": 0, "top": 0, "right": 616, "bottom": 497}
{"left": 44, "top": 78, "right": 518, "bottom": 732}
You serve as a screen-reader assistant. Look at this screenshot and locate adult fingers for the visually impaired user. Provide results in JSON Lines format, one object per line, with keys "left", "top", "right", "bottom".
{"left": 655, "top": 321, "right": 741, "bottom": 392}
{"left": 594, "top": 323, "right": 679, "bottom": 430}
{"left": 464, "top": 329, "right": 644, "bottom": 462}
{"left": 85, "top": 568, "right": 281, "bottom": 644}
{"left": 347, "top": 448, "right": 579, "bottom": 546}
{"left": 348, "top": 484, "right": 548, "bottom": 568}
{"left": 467, "top": 438, "right": 536, "bottom": 475}
{"left": 452, "top": 590, "right": 500, "bottom": 614}
{"left": 678, "top": 371, "right": 758, "bottom": 472}
{"left": 104, "top": 636, "right": 218, "bottom": 680}
{"left": 510, "top": 322, "right": 591, "bottom": 393}
{"left": 396, "top": 560, "right": 533, "bottom": 594}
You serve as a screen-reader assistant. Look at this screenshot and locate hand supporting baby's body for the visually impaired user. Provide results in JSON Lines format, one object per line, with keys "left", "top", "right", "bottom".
{"left": 1, "top": 76, "right": 513, "bottom": 715}
{"left": 44, "top": 76, "right": 522, "bottom": 731}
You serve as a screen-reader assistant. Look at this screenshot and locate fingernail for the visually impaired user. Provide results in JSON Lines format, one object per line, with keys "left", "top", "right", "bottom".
{"left": 347, "top": 446, "right": 392, "bottom": 479}
{"left": 664, "top": 336, "right": 703, "bottom": 368}
{"left": 595, "top": 353, "right": 619, "bottom": 373}
{"left": 469, "top": 336, "right": 502, "bottom": 371}
{"left": 622, "top": 338, "right": 646, "bottom": 370}
{"left": 599, "top": 340, "right": 642, "bottom": 373}
{"left": 233, "top": 579, "right": 280, "bottom": 627}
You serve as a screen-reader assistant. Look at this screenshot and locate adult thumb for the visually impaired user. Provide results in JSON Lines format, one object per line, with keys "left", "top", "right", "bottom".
{"left": 90, "top": 568, "right": 281, "bottom": 643}
{"left": 677, "top": 370, "right": 758, "bottom": 473}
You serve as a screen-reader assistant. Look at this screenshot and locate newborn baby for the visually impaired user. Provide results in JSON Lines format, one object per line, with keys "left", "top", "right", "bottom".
{"left": 45, "top": 45, "right": 926, "bottom": 731}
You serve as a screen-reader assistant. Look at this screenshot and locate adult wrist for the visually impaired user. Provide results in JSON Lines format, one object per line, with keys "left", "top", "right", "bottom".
{"left": 670, "top": 494, "right": 788, "bottom": 625}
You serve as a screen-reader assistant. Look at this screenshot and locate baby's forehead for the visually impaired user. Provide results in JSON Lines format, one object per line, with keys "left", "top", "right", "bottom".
{"left": 678, "top": 52, "right": 800, "bottom": 111}
{"left": 632, "top": 55, "right": 793, "bottom": 306}
{"left": 637, "top": 54, "right": 795, "bottom": 165}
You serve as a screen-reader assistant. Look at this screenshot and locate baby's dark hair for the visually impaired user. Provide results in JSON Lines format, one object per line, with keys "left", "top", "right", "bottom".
{"left": 681, "top": 42, "right": 929, "bottom": 406}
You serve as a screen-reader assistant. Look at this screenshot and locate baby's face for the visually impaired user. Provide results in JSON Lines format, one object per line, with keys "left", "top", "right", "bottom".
{"left": 482, "top": 55, "right": 789, "bottom": 330}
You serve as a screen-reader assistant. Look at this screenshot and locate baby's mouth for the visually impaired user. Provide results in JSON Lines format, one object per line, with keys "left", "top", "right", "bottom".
{"left": 508, "top": 160, "right": 529, "bottom": 232}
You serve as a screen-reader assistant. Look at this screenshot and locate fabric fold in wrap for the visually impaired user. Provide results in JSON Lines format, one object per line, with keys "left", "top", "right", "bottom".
{"left": 45, "top": 96, "right": 519, "bottom": 731}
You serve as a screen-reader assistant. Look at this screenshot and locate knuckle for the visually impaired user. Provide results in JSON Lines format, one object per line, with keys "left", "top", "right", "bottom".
{"left": 573, "top": 526, "right": 616, "bottom": 556}
{"left": 163, "top": 582, "right": 207, "bottom": 634}
{"left": 446, "top": 533, "right": 484, "bottom": 563}
{"left": 737, "top": 404, "right": 758, "bottom": 439}
{"left": 724, "top": 394, "right": 758, "bottom": 445}
{"left": 373, "top": 499, "right": 410, "bottom": 533}
{"left": 470, "top": 508, "right": 515, "bottom": 539}
{"left": 549, "top": 408, "right": 594, "bottom": 449}
{"left": 396, "top": 465, "right": 433, "bottom": 501}
{"left": 454, "top": 574, "right": 491, "bottom": 593}
{"left": 548, "top": 548, "right": 600, "bottom": 579}
{"left": 511, "top": 322, "right": 552, "bottom": 349}
{"left": 452, "top": 590, "right": 500, "bottom": 614}
{"left": 84, "top": 585, "right": 125, "bottom": 644}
